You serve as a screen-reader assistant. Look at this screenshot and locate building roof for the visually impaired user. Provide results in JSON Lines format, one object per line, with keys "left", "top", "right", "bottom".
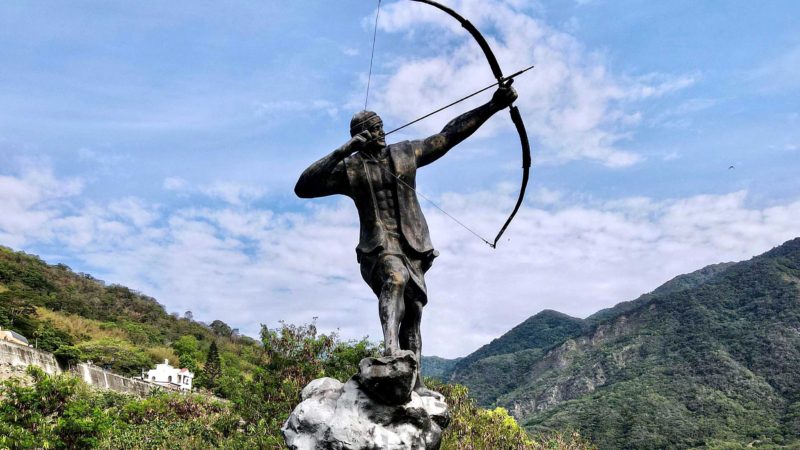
{"left": 9, "top": 331, "right": 28, "bottom": 344}
{"left": 1, "top": 328, "right": 29, "bottom": 345}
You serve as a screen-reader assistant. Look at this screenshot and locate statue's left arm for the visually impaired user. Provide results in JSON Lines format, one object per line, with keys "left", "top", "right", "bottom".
{"left": 416, "top": 85, "right": 517, "bottom": 167}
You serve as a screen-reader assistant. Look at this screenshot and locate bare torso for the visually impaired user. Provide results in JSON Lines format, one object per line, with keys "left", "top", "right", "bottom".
{"left": 364, "top": 151, "right": 401, "bottom": 235}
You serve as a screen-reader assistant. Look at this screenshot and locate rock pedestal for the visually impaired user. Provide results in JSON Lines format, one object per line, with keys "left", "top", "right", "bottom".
{"left": 282, "top": 352, "right": 449, "bottom": 450}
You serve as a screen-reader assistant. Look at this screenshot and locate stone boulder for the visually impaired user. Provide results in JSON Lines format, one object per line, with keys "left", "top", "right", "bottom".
{"left": 282, "top": 353, "right": 449, "bottom": 450}
{"left": 357, "top": 350, "right": 418, "bottom": 405}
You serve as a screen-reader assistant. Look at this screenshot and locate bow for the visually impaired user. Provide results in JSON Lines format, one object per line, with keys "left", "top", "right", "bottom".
{"left": 410, "top": 0, "right": 532, "bottom": 248}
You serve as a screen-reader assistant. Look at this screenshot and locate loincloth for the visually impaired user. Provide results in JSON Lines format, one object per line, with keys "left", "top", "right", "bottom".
{"left": 358, "top": 231, "right": 437, "bottom": 306}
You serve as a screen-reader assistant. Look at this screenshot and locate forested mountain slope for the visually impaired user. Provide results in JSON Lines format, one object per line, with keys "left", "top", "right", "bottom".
{"left": 430, "top": 238, "right": 800, "bottom": 448}
{"left": 0, "top": 245, "right": 259, "bottom": 383}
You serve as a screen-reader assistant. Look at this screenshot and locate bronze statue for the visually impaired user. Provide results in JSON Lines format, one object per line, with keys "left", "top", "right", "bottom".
{"left": 295, "top": 85, "right": 517, "bottom": 396}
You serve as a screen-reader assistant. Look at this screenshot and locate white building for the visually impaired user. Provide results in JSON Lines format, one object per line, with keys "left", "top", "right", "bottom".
{"left": 143, "top": 359, "right": 194, "bottom": 391}
{"left": 0, "top": 326, "right": 30, "bottom": 346}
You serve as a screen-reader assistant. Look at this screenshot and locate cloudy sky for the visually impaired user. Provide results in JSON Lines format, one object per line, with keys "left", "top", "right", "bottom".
{"left": 1, "top": 0, "right": 799, "bottom": 357}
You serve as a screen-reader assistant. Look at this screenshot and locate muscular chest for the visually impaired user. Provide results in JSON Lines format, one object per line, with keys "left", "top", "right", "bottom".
{"left": 364, "top": 158, "right": 400, "bottom": 215}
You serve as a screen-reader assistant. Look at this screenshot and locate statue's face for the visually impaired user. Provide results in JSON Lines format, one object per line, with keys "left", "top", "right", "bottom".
{"left": 365, "top": 116, "right": 386, "bottom": 148}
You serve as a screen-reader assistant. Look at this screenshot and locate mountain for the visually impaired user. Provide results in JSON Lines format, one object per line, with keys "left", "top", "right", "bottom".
{"left": 420, "top": 355, "right": 461, "bottom": 380}
{"left": 447, "top": 310, "right": 587, "bottom": 406}
{"left": 0, "top": 245, "right": 260, "bottom": 380}
{"left": 434, "top": 238, "right": 800, "bottom": 448}
{"left": 585, "top": 261, "right": 735, "bottom": 324}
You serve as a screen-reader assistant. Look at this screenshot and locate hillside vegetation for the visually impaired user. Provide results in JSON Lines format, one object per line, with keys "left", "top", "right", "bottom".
{"left": 428, "top": 238, "right": 800, "bottom": 448}
{"left": 0, "top": 245, "right": 591, "bottom": 449}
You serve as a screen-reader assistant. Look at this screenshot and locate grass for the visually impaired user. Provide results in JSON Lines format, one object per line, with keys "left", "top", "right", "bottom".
{"left": 35, "top": 307, "right": 130, "bottom": 343}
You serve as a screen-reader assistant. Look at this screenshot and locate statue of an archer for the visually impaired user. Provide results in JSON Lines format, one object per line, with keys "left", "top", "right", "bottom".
{"left": 294, "top": 84, "right": 517, "bottom": 396}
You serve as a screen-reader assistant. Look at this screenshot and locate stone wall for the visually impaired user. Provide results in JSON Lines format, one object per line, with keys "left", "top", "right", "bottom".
{"left": 74, "top": 363, "right": 155, "bottom": 396}
{"left": 0, "top": 340, "right": 157, "bottom": 396}
{"left": 0, "top": 339, "right": 62, "bottom": 376}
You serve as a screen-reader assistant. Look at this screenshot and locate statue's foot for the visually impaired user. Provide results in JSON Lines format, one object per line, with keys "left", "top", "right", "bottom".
{"left": 414, "top": 385, "right": 445, "bottom": 402}
{"left": 383, "top": 348, "right": 415, "bottom": 359}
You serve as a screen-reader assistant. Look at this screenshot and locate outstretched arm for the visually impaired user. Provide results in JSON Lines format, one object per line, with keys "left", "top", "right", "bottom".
{"left": 295, "top": 132, "right": 370, "bottom": 198}
{"left": 416, "top": 85, "right": 517, "bottom": 167}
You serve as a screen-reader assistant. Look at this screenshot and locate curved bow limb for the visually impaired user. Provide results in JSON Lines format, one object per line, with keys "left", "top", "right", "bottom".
{"left": 409, "top": 0, "right": 532, "bottom": 248}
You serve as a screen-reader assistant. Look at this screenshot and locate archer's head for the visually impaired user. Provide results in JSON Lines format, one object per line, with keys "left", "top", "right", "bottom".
{"left": 350, "top": 110, "right": 386, "bottom": 148}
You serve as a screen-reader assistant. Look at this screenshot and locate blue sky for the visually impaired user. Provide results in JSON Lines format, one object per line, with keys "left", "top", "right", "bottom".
{"left": 1, "top": 0, "right": 799, "bottom": 357}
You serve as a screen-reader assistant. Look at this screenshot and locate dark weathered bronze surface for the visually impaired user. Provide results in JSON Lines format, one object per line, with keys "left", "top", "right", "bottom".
{"left": 295, "top": 85, "right": 517, "bottom": 395}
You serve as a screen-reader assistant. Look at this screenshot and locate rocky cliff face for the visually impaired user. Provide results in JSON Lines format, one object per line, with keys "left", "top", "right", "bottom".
{"left": 442, "top": 238, "right": 800, "bottom": 448}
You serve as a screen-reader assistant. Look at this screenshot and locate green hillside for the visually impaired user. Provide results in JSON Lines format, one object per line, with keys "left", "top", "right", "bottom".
{"left": 454, "top": 310, "right": 587, "bottom": 374}
{"left": 447, "top": 310, "right": 587, "bottom": 406}
{"left": 0, "top": 245, "right": 261, "bottom": 382}
{"left": 421, "top": 355, "right": 462, "bottom": 380}
{"left": 0, "top": 245, "right": 378, "bottom": 446}
{"left": 437, "top": 238, "right": 800, "bottom": 448}
{"left": 0, "top": 245, "right": 590, "bottom": 449}
{"left": 586, "top": 261, "right": 735, "bottom": 325}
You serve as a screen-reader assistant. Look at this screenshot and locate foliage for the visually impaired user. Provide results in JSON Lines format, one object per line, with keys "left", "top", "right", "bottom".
{"left": 10, "top": 240, "right": 800, "bottom": 448}
{"left": 202, "top": 340, "right": 222, "bottom": 391}
{"left": 447, "top": 238, "right": 800, "bottom": 449}
{"left": 31, "top": 321, "right": 75, "bottom": 352}
{"left": 428, "top": 379, "right": 595, "bottom": 450}
{"left": 214, "top": 321, "right": 381, "bottom": 445}
{"left": 451, "top": 309, "right": 587, "bottom": 378}
{"left": 0, "top": 246, "right": 264, "bottom": 387}
{"left": 0, "top": 338, "right": 588, "bottom": 449}
{"left": 210, "top": 320, "right": 233, "bottom": 338}
{"left": 420, "top": 355, "right": 462, "bottom": 380}
{"left": 0, "top": 366, "right": 112, "bottom": 449}
{"left": 172, "top": 335, "right": 201, "bottom": 362}
{"left": 0, "top": 366, "right": 244, "bottom": 449}
{"left": 53, "top": 345, "right": 84, "bottom": 367}
{"left": 77, "top": 339, "right": 153, "bottom": 376}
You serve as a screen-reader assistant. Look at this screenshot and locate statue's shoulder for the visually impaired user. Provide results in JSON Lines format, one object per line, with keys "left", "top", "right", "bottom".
{"left": 388, "top": 140, "right": 416, "bottom": 158}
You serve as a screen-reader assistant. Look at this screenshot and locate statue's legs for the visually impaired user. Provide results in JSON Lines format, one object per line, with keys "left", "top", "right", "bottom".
{"left": 376, "top": 256, "right": 409, "bottom": 356}
{"left": 400, "top": 298, "right": 425, "bottom": 390}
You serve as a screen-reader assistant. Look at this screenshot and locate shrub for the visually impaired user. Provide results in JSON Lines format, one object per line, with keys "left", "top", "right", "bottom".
{"left": 429, "top": 379, "right": 596, "bottom": 450}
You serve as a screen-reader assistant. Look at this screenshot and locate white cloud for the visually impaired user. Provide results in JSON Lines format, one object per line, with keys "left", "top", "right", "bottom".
{"left": 0, "top": 167, "right": 84, "bottom": 247}
{"left": 163, "top": 177, "right": 266, "bottom": 205}
{"left": 199, "top": 181, "right": 266, "bottom": 205}
{"left": 367, "top": 0, "right": 695, "bottom": 167}
{"left": 2, "top": 167, "right": 799, "bottom": 358}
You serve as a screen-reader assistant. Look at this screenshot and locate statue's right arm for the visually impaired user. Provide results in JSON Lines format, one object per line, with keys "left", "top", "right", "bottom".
{"left": 294, "top": 140, "right": 358, "bottom": 198}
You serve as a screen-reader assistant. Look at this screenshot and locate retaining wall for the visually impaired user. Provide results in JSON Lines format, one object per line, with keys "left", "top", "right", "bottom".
{"left": 0, "top": 339, "right": 62, "bottom": 376}
{"left": 0, "top": 340, "right": 157, "bottom": 396}
{"left": 74, "top": 363, "right": 155, "bottom": 396}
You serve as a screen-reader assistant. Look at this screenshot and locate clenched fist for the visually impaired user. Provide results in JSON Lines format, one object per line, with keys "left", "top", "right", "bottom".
{"left": 491, "top": 84, "right": 518, "bottom": 108}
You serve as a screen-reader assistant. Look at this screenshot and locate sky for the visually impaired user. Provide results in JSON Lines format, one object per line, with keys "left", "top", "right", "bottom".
{"left": 1, "top": 0, "right": 799, "bottom": 358}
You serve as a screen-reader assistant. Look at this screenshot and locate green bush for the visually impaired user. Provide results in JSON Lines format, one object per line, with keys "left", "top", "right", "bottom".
{"left": 53, "top": 345, "right": 84, "bottom": 367}
{"left": 428, "top": 379, "right": 595, "bottom": 450}
{"left": 77, "top": 338, "right": 153, "bottom": 376}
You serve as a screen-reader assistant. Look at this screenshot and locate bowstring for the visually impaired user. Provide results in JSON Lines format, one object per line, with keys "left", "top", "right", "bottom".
{"left": 364, "top": 0, "right": 382, "bottom": 110}
{"left": 360, "top": 152, "right": 495, "bottom": 248}
{"left": 359, "top": 0, "right": 501, "bottom": 248}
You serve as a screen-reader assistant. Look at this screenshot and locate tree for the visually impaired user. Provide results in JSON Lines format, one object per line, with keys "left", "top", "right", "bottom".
{"left": 210, "top": 320, "right": 233, "bottom": 338}
{"left": 204, "top": 341, "right": 222, "bottom": 390}
{"left": 172, "top": 335, "right": 200, "bottom": 362}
